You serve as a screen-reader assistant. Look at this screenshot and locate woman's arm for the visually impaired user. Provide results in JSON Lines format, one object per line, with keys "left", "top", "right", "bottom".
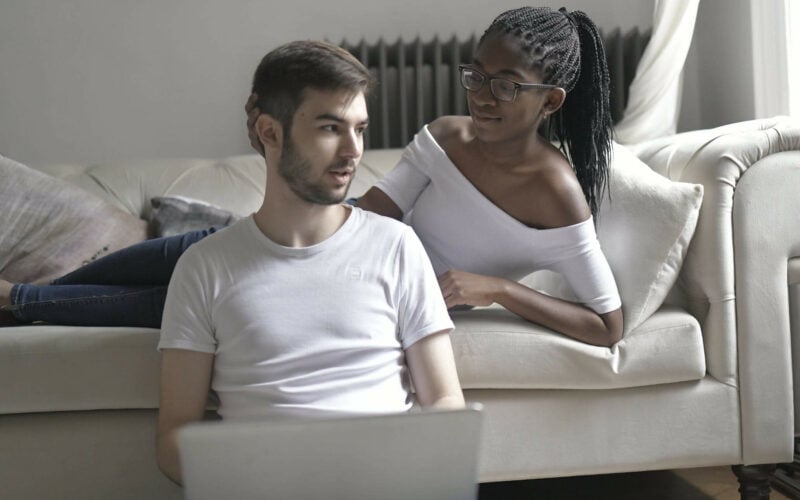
{"left": 438, "top": 270, "right": 623, "bottom": 347}
{"left": 156, "top": 348, "right": 214, "bottom": 485}
{"left": 355, "top": 187, "right": 403, "bottom": 220}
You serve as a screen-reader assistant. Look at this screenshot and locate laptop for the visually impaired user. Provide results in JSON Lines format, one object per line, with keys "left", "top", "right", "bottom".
{"left": 178, "top": 405, "right": 483, "bottom": 500}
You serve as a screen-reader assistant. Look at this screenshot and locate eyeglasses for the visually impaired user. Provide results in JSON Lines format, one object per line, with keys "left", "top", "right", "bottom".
{"left": 458, "top": 65, "right": 559, "bottom": 103}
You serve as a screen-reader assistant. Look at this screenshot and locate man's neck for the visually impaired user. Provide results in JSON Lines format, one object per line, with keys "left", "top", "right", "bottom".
{"left": 253, "top": 189, "right": 351, "bottom": 248}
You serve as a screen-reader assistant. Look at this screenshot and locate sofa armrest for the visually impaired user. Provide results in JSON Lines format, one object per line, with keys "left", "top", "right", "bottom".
{"left": 634, "top": 117, "right": 800, "bottom": 464}
{"left": 734, "top": 150, "right": 800, "bottom": 463}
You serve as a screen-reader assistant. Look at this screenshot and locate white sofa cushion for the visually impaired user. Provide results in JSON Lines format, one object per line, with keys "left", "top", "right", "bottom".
{"left": 598, "top": 143, "right": 704, "bottom": 333}
{"left": 0, "top": 326, "right": 162, "bottom": 414}
{"left": 451, "top": 306, "right": 705, "bottom": 390}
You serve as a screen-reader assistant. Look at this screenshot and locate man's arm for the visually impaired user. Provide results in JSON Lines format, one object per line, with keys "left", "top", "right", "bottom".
{"left": 157, "top": 348, "right": 214, "bottom": 485}
{"left": 405, "top": 331, "right": 465, "bottom": 410}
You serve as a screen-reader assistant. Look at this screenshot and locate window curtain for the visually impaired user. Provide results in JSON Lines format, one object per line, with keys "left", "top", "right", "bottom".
{"left": 614, "top": 0, "right": 700, "bottom": 144}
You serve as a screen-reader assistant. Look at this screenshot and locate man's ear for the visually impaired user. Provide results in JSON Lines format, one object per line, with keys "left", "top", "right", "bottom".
{"left": 255, "top": 114, "right": 284, "bottom": 152}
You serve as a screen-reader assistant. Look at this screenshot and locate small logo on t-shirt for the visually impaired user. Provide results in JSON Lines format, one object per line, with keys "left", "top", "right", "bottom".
{"left": 348, "top": 266, "right": 362, "bottom": 281}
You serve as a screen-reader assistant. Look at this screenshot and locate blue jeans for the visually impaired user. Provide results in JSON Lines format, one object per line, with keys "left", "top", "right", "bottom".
{"left": 8, "top": 228, "right": 217, "bottom": 328}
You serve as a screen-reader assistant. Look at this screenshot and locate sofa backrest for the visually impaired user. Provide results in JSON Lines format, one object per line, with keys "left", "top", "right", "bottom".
{"left": 34, "top": 156, "right": 267, "bottom": 221}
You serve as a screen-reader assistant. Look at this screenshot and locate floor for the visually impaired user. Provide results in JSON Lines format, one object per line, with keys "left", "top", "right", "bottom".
{"left": 478, "top": 466, "right": 794, "bottom": 499}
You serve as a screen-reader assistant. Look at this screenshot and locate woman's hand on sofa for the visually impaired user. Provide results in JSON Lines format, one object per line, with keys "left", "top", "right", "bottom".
{"left": 438, "top": 270, "right": 504, "bottom": 309}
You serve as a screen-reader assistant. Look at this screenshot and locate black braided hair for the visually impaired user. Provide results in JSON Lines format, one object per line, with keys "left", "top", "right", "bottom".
{"left": 479, "top": 7, "right": 613, "bottom": 217}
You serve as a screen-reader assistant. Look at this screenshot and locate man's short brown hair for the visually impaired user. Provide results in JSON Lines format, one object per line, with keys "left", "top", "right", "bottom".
{"left": 252, "top": 40, "right": 374, "bottom": 132}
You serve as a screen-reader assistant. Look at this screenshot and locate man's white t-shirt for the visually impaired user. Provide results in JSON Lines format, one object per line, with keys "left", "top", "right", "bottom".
{"left": 158, "top": 207, "right": 453, "bottom": 419}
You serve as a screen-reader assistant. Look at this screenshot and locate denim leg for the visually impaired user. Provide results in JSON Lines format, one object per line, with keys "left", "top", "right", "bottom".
{"left": 10, "top": 283, "right": 167, "bottom": 328}
{"left": 52, "top": 228, "right": 218, "bottom": 286}
{"left": 7, "top": 227, "right": 219, "bottom": 327}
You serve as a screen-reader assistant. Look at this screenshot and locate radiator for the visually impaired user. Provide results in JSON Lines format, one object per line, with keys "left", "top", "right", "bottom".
{"left": 340, "top": 28, "right": 651, "bottom": 150}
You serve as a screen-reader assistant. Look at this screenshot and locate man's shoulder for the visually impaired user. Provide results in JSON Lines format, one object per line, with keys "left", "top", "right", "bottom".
{"left": 351, "top": 208, "right": 427, "bottom": 261}
{"left": 179, "top": 219, "right": 250, "bottom": 264}
{"left": 354, "top": 207, "right": 411, "bottom": 237}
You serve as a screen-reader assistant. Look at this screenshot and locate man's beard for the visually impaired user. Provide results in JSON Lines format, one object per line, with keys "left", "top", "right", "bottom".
{"left": 278, "top": 137, "right": 353, "bottom": 205}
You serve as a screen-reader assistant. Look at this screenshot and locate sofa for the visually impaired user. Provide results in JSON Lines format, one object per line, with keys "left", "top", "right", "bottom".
{"left": 1, "top": 116, "right": 799, "bottom": 499}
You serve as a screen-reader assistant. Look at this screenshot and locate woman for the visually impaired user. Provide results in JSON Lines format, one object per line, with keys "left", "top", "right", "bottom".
{"left": 357, "top": 7, "right": 622, "bottom": 346}
{"left": 2, "top": 7, "right": 622, "bottom": 346}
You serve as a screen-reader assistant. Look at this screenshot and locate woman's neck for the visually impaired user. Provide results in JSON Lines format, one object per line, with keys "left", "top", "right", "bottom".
{"left": 472, "top": 130, "right": 548, "bottom": 172}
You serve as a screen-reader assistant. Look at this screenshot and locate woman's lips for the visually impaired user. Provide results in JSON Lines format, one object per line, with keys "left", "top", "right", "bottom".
{"left": 471, "top": 110, "right": 501, "bottom": 123}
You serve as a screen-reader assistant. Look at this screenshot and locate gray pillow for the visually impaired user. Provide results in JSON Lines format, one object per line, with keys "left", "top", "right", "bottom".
{"left": 149, "top": 196, "right": 240, "bottom": 237}
{"left": 0, "top": 155, "right": 149, "bottom": 284}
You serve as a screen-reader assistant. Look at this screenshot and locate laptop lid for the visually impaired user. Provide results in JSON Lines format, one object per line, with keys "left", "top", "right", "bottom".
{"left": 178, "top": 406, "right": 483, "bottom": 500}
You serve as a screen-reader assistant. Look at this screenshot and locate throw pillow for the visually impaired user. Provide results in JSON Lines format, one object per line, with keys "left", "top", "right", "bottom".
{"left": 524, "top": 142, "right": 704, "bottom": 335}
{"left": 0, "top": 155, "right": 149, "bottom": 284}
{"left": 149, "top": 196, "right": 240, "bottom": 238}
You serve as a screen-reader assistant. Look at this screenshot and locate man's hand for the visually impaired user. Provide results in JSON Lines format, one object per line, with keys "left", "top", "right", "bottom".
{"left": 437, "top": 270, "right": 506, "bottom": 309}
{"left": 245, "top": 93, "right": 265, "bottom": 157}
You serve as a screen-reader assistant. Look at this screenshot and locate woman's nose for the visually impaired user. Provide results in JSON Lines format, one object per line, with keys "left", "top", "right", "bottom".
{"left": 471, "top": 81, "right": 497, "bottom": 106}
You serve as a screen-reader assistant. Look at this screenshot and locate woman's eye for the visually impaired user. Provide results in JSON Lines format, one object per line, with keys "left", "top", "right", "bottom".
{"left": 496, "top": 80, "right": 515, "bottom": 92}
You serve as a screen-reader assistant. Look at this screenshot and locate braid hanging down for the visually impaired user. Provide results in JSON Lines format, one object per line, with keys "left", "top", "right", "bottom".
{"left": 480, "top": 7, "right": 613, "bottom": 217}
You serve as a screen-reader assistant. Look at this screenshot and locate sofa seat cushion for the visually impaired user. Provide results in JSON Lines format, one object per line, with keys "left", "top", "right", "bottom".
{"left": 451, "top": 306, "right": 705, "bottom": 390}
{"left": 0, "top": 326, "right": 162, "bottom": 414}
{"left": 0, "top": 307, "right": 703, "bottom": 414}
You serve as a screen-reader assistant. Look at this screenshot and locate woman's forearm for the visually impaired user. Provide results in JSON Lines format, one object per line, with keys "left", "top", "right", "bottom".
{"left": 493, "top": 279, "right": 623, "bottom": 347}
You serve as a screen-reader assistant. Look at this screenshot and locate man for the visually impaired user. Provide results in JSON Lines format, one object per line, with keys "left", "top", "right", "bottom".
{"left": 156, "top": 41, "right": 465, "bottom": 485}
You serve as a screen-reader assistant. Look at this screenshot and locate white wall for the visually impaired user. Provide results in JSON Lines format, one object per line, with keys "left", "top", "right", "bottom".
{"left": 0, "top": 0, "right": 653, "bottom": 165}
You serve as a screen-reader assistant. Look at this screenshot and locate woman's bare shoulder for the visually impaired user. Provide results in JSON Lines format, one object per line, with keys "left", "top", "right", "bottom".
{"left": 427, "top": 116, "right": 473, "bottom": 145}
{"left": 534, "top": 147, "right": 591, "bottom": 226}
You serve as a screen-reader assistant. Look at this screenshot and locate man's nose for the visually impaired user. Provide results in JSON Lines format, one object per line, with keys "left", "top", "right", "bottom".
{"left": 339, "top": 129, "right": 362, "bottom": 159}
